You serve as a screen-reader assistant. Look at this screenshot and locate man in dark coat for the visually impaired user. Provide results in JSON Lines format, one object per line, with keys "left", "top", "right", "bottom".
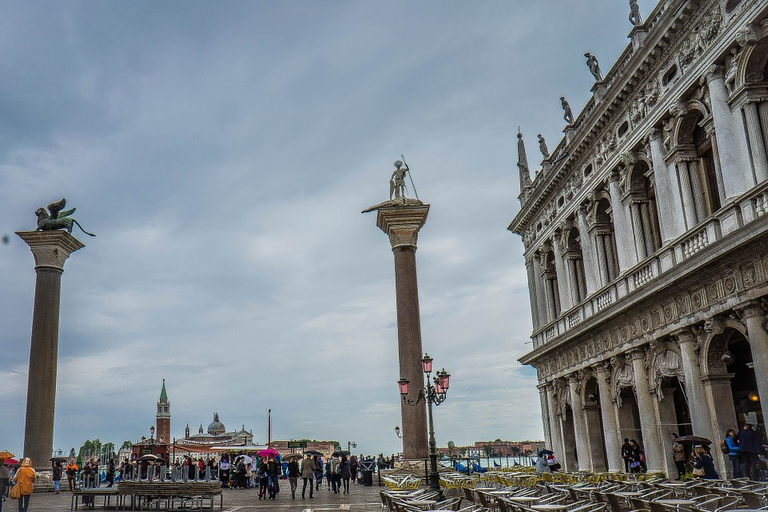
{"left": 735, "top": 423, "right": 763, "bottom": 480}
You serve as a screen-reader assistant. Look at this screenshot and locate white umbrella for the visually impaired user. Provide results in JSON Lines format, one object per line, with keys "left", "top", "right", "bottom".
{"left": 237, "top": 455, "right": 253, "bottom": 465}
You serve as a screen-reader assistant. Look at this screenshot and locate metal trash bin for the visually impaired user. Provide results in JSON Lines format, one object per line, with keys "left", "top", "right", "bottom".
{"left": 360, "top": 459, "right": 376, "bottom": 486}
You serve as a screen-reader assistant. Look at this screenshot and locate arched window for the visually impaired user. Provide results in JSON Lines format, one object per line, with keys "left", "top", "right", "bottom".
{"left": 626, "top": 161, "right": 662, "bottom": 259}
{"left": 590, "top": 197, "right": 620, "bottom": 286}
{"left": 564, "top": 226, "right": 587, "bottom": 303}
{"left": 676, "top": 111, "right": 721, "bottom": 225}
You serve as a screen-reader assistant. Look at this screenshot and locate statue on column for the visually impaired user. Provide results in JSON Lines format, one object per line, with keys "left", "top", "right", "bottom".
{"left": 629, "top": 0, "right": 642, "bottom": 26}
{"left": 390, "top": 160, "right": 409, "bottom": 200}
{"left": 538, "top": 134, "right": 550, "bottom": 159}
{"left": 561, "top": 97, "right": 574, "bottom": 125}
{"left": 34, "top": 198, "right": 95, "bottom": 237}
{"left": 584, "top": 53, "right": 603, "bottom": 82}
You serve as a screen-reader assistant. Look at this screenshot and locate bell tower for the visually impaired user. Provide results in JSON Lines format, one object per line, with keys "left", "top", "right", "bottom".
{"left": 156, "top": 379, "right": 171, "bottom": 443}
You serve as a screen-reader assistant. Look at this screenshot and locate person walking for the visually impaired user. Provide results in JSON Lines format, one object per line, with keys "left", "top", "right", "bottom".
{"left": 329, "top": 457, "right": 340, "bottom": 493}
{"left": 349, "top": 455, "right": 358, "bottom": 483}
{"left": 628, "top": 439, "right": 642, "bottom": 474}
{"left": 0, "top": 461, "right": 10, "bottom": 509}
{"left": 287, "top": 457, "right": 299, "bottom": 499}
{"left": 300, "top": 454, "right": 314, "bottom": 499}
{"left": 693, "top": 446, "right": 719, "bottom": 479}
{"left": 314, "top": 456, "right": 323, "bottom": 491}
{"left": 340, "top": 455, "right": 351, "bottom": 494}
{"left": 105, "top": 459, "right": 115, "bottom": 488}
{"left": 12, "top": 458, "right": 35, "bottom": 512}
{"left": 267, "top": 456, "right": 280, "bottom": 500}
{"left": 52, "top": 461, "right": 62, "bottom": 494}
{"left": 620, "top": 438, "right": 631, "bottom": 472}
{"left": 725, "top": 429, "right": 742, "bottom": 478}
{"left": 670, "top": 433, "right": 687, "bottom": 480}
{"left": 735, "top": 423, "right": 762, "bottom": 480}
{"left": 256, "top": 457, "right": 268, "bottom": 500}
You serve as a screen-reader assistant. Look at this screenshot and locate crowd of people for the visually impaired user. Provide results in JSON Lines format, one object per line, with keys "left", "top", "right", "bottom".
{"left": 533, "top": 422, "right": 767, "bottom": 481}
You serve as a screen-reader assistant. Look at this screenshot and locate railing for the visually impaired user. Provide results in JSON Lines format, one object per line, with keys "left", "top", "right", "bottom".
{"left": 529, "top": 181, "right": 768, "bottom": 349}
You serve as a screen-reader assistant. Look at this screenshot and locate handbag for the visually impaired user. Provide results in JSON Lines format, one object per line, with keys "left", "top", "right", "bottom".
{"left": 10, "top": 482, "right": 21, "bottom": 499}
{"left": 692, "top": 466, "right": 705, "bottom": 477}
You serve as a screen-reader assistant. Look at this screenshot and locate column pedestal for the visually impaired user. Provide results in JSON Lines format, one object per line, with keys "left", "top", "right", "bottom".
{"left": 364, "top": 199, "right": 430, "bottom": 460}
{"left": 16, "top": 231, "right": 84, "bottom": 470}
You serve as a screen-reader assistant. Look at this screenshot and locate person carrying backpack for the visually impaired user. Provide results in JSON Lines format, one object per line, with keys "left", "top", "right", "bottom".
{"left": 329, "top": 457, "right": 341, "bottom": 493}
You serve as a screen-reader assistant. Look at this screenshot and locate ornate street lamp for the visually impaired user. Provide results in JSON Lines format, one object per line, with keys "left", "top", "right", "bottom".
{"left": 398, "top": 353, "right": 450, "bottom": 500}
{"left": 347, "top": 441, "right": 357, "bottom": 452}
{"left": 394, "top": 426, "right": 402, "bottom": 438}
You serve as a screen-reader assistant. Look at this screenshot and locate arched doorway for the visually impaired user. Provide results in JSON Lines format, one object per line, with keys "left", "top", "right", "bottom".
{"left": 615, "top": 387, "right": 643, "bottom": 471}
{"left": 722, "top": 329, "right": 764, "bottom": 431}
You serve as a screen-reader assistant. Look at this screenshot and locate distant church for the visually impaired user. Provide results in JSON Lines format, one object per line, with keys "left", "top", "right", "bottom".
{"left": 151, "top": 381, "right": 255, "bottom": 451}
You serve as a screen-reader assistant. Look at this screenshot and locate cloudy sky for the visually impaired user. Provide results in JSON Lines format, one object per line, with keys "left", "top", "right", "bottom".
{"left": 0, "top": 0, "right": 655, "bottom": 458}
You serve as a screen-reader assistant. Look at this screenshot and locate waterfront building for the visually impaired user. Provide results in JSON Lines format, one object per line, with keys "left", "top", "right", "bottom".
{"left": 510, "top": 0, "right": 768, "bottom": 477}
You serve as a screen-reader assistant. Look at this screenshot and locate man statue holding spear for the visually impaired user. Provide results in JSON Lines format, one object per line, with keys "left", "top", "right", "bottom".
{"left": 390, "top": 155, "right": 419, "bottom": 201}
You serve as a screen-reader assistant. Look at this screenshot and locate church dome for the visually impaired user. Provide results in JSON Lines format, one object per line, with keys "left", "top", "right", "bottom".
{"left": 207, "top": 412, "right": 226, "bottom": 436}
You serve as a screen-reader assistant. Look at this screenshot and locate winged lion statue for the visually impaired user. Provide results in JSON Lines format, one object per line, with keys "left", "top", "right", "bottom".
{"left": 35, "top": 198, "right": 95, "bottom": 237}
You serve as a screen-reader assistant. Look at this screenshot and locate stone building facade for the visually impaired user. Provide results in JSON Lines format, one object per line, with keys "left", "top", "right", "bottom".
{"left": 510, "top": 0, "right": 768, "bottom": 477}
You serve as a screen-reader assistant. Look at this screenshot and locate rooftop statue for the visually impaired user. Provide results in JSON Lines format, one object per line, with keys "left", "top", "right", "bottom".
{"left": 538, "top": 134, "right": 550, "bottom": 159}
{"left": 390, "top": 160, "right": 409, "bottom": 200}
{"left": 629, "top": 0, "right": 642, "bottom": 26}
{"left": 561, "top": 97, "right": 574, "bottom": 125}
{"left": 34, "top": 198, "right": 95, "bottom": 237}
{"left": 584, "top": 53, "right": 603, "bottom": 82}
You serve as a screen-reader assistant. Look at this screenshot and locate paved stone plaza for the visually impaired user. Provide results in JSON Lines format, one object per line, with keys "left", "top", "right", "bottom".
{"left": 14, "top": 481, "right": 384, "bottom": 511}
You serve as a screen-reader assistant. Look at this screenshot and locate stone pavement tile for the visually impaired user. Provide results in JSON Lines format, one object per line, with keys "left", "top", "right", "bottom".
{"left": 21, "top": 481, "right": 385, "bottom": 511}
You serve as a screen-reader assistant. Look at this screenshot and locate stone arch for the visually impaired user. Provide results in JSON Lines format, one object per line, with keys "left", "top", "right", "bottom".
{"left": 699, "top": 316, "right": 747, "bottom": 377}
{"left": 744, "top": 36, "right": 768, "bottom": 84}
{"left": 672, "top": 101, "right": 710, "bottom": 147}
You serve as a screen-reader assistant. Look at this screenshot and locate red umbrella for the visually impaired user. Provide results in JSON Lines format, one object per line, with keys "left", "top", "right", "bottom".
{"left": 3, "top": 458, "right": 19, "bottom": 466}
{"left": 256, "top": 448, "right": 279, "bottom": 458}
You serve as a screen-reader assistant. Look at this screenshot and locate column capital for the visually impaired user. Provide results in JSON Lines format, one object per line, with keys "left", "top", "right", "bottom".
{"left": 648, "top": 127, "right": 662, "bottom": 142}
{"left": 705, "top": 65, "right": 726, "bottom": 83}
{"left": 627, "top": 346, "right": 646, "bottom": 361}
{"left": 594, "top": 360, "right": 612, "bottom": 376}
{"left": 671, "top": 328, "right": 696, "bottom": 344}
{"left": 737, "top": 300, "right": 767, "bottom": 321}
{"left": 16, "top": 231, "right": 85, "bottom": 271}
{"left": 364, "top": 201, "right": 430, "bottom": 251}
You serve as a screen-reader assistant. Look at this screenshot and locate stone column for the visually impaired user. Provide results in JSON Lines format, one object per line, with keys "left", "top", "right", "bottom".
{"left": 568, "top": 373, "right": 592, "bottom": 471}
{"left": 676, "top": 160, "right": 698, "bottom": 228}
{"left": 525, "top": 258, "right": 541, "bottom": 329}
{"left": 16, "top": 231, "right": 84, "bottom": 469}
{"left": 595, "top": 362, "right": 623, "bottom": 472}
{"left": 629, "top": 202, "right": 647, "bottom": 260}
{"left": 608, "top": 172, "right": 637, "bottom": 271}
{"left": 674, "top": 329, "right": 713, "bottom": 441}
{"left": 546, "top": 382, "right": 565, "bottom": 461}
{"left": 538, "top": 384, "right": 553, "bottom": 450}
{"left": 576, "top": 206, "right": 600, "bottom": 294}
{"left": 743, "top": 101, "right": 768, "bottom": 183}
{"left": 531, "top": 252, "right": 548, "bottom": 326}
{"left": 648, "top": 130, "right": 686, "bottom": 241}
{"left": 368, "top": 202, "right": 430, "bottom": 460}
{"left": 552, "top": 232, "right": 572, "bottom": 312}
{"left": 706, "top": 66, "right": 756, "bottom": 195}
{"left": 628, "top": 347, "right": 665, "bottom": 473}
{"left": 738, "top": 302, "right": 768, "bottom": 425}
